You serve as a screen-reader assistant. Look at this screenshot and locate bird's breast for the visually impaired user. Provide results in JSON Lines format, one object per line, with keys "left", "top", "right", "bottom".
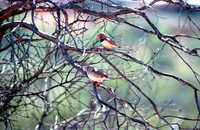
{"left": 101, "top": 40, "right": 114, "bottom": 48}
{"left": 88, "top": 73, "right": 104, "bottom": 82}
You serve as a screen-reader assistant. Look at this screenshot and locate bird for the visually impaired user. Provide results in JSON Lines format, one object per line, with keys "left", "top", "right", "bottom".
{"left": 96, "top": 32, "right": 121, "bottom": 51}
{"left": 85, "top": 65, "right": 112, "bottom": 86}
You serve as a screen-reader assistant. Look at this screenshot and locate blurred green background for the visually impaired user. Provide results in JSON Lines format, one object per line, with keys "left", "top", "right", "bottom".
{"left": 0, "top": 0, "right": 200, "bottom": 129}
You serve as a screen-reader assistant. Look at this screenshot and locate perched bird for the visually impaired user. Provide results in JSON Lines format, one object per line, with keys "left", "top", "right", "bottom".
{"left": 85, "top": 65, "right": 112, "bottom": 85}
{"left": 96, "top": 32, "right": 121, "bottom": 51}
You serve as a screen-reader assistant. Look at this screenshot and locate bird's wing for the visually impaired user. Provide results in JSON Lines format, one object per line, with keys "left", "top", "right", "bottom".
{"left": 93, "top": 68, "right": 108, "bottom": 78}
{"left": 106, "top": 37, "right": 121, "bottom": 48}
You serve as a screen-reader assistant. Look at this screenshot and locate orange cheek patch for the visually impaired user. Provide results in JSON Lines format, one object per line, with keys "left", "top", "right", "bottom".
{"left": 100, "top": 35, "right": 104, "bottom": 38}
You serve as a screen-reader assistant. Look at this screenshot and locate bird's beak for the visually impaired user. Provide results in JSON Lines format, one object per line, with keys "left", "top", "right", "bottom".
{"left": 96, "top": 34, "right": 99, "bottom": 37}
{"left": 85, "top": 68, "right": 87, "bottom": 71}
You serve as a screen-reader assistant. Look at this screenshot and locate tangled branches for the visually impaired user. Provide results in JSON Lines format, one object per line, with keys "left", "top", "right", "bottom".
{"left": 0, "top": 0, "right": 200, "bottom": 129}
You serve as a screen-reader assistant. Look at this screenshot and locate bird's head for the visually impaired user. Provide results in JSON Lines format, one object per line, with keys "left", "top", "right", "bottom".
{"left": 96, "top": 32, "right": 106, "bottom": 39}
{"left": 85, "top": 65, "right": 94, "bottom": 72}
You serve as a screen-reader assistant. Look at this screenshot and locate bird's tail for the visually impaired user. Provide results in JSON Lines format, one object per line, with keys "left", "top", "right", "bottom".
{"left": 105, "top": 77, "right": 113, "bottom": 80}
{"left": 113, "top": 44, "right": 121, "bottom": 48}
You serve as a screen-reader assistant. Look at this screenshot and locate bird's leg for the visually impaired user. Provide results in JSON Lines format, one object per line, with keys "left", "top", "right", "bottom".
{"left": 92, "top": 81, "right": 100, "bottom": 87}
{"left": 92, "top": 81, "right": 95, "bottom": 84}
{"left": 102, "top": 47, "right": 106, "bottom": 50}
{"left": 109, "top": 46, "right": 113, "bottom": 52}
{"left": 95, "top": 81, "right": 100, "bottom": 87}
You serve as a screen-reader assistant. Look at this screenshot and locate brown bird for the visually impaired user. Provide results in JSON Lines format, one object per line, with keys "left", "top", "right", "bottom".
{"left": 96, "top": 32, "right": 121, "bottom": 51}
{"left": 85, "top": 65, "right": 112, "bottom": 85}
